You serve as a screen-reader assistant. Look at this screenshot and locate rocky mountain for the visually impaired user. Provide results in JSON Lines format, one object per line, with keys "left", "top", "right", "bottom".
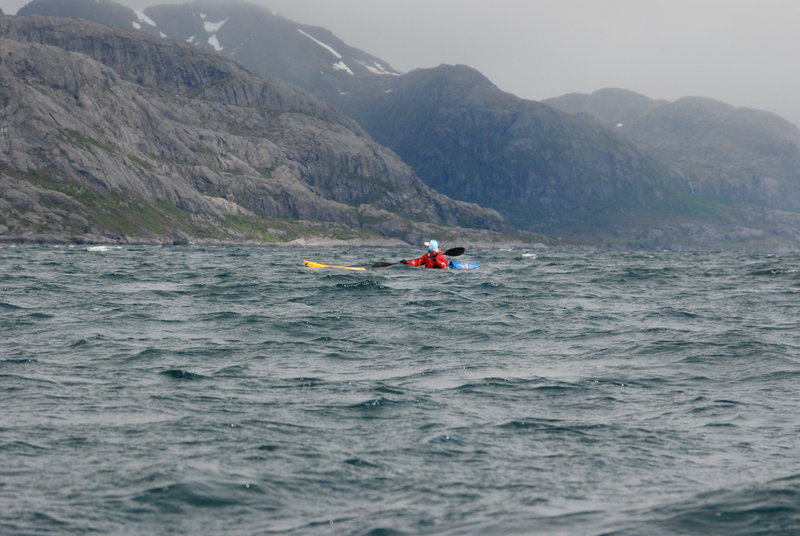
{"left": 545, "top": 89, "right": 800, "bottom": 247}
{"left": 37, "top": 0, "right": 712, "bottom": 245}
{"left": 544, "top": 88, "right": 800, "bottom": 210}
{"left": 13, "top": 0, "right": 800, "bottom": 249}
{"left": 0, "top": 15, "right": 514, "bottom": 245}
{"left": 332, "top": 65, "right": 712, "bottom": 240}
{"left": 113, "top": 0, "right": 800, "bottom": 248}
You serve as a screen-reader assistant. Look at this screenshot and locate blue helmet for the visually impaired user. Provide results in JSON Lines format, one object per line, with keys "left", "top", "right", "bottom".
{"left": 426, "top": 239, "right": 439, "bottom": 252}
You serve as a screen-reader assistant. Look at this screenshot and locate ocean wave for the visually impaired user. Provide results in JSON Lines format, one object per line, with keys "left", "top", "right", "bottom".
{"left": 748, "top": 266, "right": 799, "bottom": 276}
{"left": 85, "top": 245, "right": 122, "bottom": 252}
{"left": 159, "top": 369, "right": 208, "bottom": 381}
{"left": 131, "top": 479, "right": 266, "bottom": 512}
{"left": 615, "top": 474, "right": 800, "bottom": 536}
{"left": 334, "top": 280, "right": 390, "bottom": 291}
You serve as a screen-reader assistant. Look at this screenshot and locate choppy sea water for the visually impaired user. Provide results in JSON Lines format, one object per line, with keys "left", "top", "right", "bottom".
{"left": 1, "top": 245, "right": 799, "bottom": 536}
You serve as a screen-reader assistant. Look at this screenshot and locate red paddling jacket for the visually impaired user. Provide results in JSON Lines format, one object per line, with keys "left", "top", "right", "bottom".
{"left": 405, "top": 249, "right": 449, "bottom": 269}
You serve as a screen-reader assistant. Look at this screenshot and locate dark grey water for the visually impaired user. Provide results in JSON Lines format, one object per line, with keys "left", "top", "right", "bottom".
{"left": 1, "top": 245, "right": 799, "bottom": 535}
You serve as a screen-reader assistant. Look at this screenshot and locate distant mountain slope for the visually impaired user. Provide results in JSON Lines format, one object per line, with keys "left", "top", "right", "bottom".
{"left": 334, "top": 65, "right": 715, "bottom": 238}
{"left": 18, "top": 0, "right": 162, "bottom": 35}
{"left": 0, "top": 15, "right": 512, "bottom": 245}
{"left": 143, "top": 0, "right": 401, "bottom": 103}
{"left": 19, "top": 0, "right": 400, "bottom": 102}
{"left": 544, "top": 88, "right": 800, "bottom": 210}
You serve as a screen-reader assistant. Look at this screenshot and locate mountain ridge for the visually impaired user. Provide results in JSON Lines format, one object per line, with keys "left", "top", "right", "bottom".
{"left": 9, "top": 0, "right": 800, "bottom": 250}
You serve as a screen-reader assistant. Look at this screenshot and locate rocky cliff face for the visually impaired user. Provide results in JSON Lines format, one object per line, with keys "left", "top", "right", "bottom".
{"left": 0, "top": 15, "right": 512, "bottom": 245}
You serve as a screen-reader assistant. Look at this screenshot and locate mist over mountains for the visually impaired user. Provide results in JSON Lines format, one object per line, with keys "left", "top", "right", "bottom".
{"left": 5, "top": 0, "right": 800, "bottom": 249}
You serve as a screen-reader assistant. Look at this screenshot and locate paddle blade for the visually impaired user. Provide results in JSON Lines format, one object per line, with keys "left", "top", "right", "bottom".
{"left": 370, "top": 262, "right": 395, "bottom": 268}
{"left": 445, "top": 247, "right": 465, "bottom": 257}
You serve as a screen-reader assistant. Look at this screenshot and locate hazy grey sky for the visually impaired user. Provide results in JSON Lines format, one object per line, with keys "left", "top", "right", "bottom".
{"left": 4, "top": 0, "right": 800, "bottom": 126}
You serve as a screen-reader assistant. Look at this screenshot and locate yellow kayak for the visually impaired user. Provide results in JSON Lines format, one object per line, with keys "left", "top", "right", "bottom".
{"left": 303, "top": 260, "right": 367, "bottom": 271}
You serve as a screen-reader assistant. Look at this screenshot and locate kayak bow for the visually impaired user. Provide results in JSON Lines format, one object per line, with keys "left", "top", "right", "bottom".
{"left": 303, "top": 260, "right": 367, "bottom": 271}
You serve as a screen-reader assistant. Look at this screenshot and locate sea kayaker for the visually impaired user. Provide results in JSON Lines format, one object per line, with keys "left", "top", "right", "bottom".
{"left": 400, "top": 240, "right": 449, "bottom": 269}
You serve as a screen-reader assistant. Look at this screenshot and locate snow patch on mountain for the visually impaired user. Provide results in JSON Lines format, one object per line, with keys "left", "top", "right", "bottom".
{"left": 297, "top": 28, "right": 342, "bottom": 59}
{"left": 135, "top": 10, "right": 157, "bottom": 27}
{"left": 332, "top": 61, "right": 354, "bottom": 75}
{"left": 208, "top": 34, "right": 223, "bottom": 51}
{"left": 201, "top": 16, "right": 228, "bottom": 34}
{"left": 196, "top": 14, "right": 228, "bottom": 52}
{"left": 296, "top": 29, "right": 355, "bottom": 75}
{"left": 356, "top": 59, "right": 400, "bottom": 76}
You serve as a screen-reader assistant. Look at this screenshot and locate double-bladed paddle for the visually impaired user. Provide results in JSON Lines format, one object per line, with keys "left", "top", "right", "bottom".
{"left": 370, "top": 247, "right": 465, "bottom": 268}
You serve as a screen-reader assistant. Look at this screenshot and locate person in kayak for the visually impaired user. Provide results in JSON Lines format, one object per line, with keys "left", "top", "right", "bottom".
{"left": 400, "top": 240, "right": 449, "bottom": 269}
